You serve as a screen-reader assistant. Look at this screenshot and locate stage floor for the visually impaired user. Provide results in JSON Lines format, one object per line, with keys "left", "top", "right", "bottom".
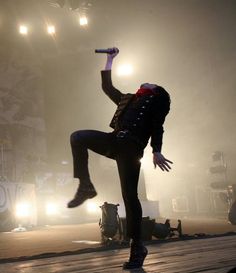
{"left": 0, "top": 218, "right": 235, "bottom": 260}
{"left": 0, "top": 235, "right": 235, "bottom": 273}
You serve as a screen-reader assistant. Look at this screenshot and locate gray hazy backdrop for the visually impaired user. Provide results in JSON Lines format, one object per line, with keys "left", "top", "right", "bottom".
{"left": 1, "top": 0, "right": 236, "bottom": 209}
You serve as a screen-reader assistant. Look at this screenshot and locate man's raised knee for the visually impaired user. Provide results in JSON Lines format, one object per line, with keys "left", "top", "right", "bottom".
{"left": 70, "top": 131, "right": 83, "bottom": 145}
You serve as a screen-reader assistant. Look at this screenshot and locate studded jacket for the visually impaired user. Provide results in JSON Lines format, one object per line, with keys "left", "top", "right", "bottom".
{"left": 101, "top": 70, "right": 167, "bottom": 153}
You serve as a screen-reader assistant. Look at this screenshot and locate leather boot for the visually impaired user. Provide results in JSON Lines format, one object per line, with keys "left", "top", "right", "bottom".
{"left": 67, "top": 183, "right": 97, "bottom": 208}
{"left": 123, "top": 241, "right": 148, "bottom": 269}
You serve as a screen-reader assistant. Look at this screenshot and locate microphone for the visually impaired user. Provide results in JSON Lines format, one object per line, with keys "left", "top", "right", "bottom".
{"left": 95, "top": 48, "right": 119, "bottom": 54}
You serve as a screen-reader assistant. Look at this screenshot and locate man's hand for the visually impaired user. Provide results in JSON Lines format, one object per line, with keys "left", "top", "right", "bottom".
{"left": 105, "top": 47, "right": 119, "bottom": 70}
{"left": 153, "top": 152, "right": 173, "bottom": 171}
{"left": 107, "top": 47, "right": 119, "bottom": 59}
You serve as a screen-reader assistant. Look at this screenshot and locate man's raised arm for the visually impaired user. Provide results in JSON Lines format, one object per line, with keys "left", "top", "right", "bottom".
{"left": 101, "top": 47, "right": 123, "bottom": 105}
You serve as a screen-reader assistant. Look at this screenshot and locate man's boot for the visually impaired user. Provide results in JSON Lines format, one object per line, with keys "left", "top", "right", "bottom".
{"left": 67, "top": 181, "right": 97, "bottom": 208}
{"left": 123, "top": 240, "right": 148, "bottom": 269}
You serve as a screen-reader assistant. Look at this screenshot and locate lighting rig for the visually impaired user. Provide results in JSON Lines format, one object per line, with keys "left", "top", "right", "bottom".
{"left": 16, "top": 0, "right": 92, "bottom": 37}
{"left": 48, "top": 0, "right": 91, "bottom": 25}
{"left": 48, "top": 0, "right": 92, "bottom": 11}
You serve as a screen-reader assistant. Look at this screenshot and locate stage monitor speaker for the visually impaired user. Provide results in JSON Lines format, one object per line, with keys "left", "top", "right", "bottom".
{"left": 119, "top": 217, "right": 155, "bottom": 241}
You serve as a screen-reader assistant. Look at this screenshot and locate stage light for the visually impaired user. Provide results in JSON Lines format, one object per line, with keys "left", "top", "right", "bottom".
{"left": 69, "top": 0, "right": 80, "bottom": 10}
{"left": 47, "top": 25, "right": 56, "bottom": 35}
{"left": 86, "top": 201, "right": 99, "bottom": 213}
{"left": 48, "top": 0, "right": 65, "bottom": 8}
{"left": 15, "top": 203, "right": 31, "bottom": 218}
{"left": 79, "top": 16, "right": 88, "bottom": 26}
{"left": 57, "top": 0, "right": 66, "bottom": 8}
{"left": 19, "top": 25, "right": 28, "bottom": 35}
{"left": 117, "top": 64, "right": 133, "bottom": 76}
{"left": 46, "top": 202, "right": 59, "bottom": 215}
{"left": 61, "top": 160, "right": 69, "bottom": 165}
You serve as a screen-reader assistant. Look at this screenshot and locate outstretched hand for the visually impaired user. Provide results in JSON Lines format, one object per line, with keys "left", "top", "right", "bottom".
{"left": 153, "top": 152, "right": 173, "bottom": 171}
{"left": 107, "top": 47, "right": 119, "bottom": 59}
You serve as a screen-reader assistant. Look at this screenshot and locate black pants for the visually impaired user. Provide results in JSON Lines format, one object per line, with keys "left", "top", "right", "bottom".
{"left": 70, "top": 129, "right": 144, "bottom": 241}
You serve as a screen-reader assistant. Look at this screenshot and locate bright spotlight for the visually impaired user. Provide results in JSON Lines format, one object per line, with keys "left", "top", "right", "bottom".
{"left": 19, "top": 25, "right": 28, "bottom": 35}
{"left": 16, "top": 203, "right": 31, "bottom": 218}
{"left": 117, "top": 64, "right": 133, "bottom": 76}
{"left": 47, "top": 25, "right": 56, "bottom": 35}
{"left": 61, "top": 160, "right": 69, "bottom": 165}
{"left": 79, "top": 16, "right": 88, "bottom": 26}
{"left": 46, "top": 202, "right": 59, "bottom": 216}
{"left": 86, "top": 201, "right": 99, "bottom": 213}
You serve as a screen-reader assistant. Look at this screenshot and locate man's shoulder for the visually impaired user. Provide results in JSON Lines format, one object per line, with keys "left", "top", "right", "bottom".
{"left": 119, "top": 93, "right": 134, "bottom": 103}
{"left": 124, "top": 93, "right": 134, "bottom": 97}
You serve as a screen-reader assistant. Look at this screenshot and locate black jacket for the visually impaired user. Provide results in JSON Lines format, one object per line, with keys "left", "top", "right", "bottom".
{"left": 101, "top": 70, "right": 167, "bottom": 153}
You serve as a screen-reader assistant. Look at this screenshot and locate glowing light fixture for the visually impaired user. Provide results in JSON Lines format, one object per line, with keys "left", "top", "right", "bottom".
{"left": 46, "top": 202, "right": 59, "bottom": 215}
{"left": 117, "top": 64, "right": 133, "bottom": 76}
{"left": 19, "top": 25, "right": 28, "bottom": 35}
{"left": 61, "top": 160, "right": 69, "bottom": 165}
{"left": 16, "top": 203, "right": 31, "bottom": 218}
{"left": 86, "top": 201, "right": 99, "bottom": 213}
{"left": 79, "top": 16, "right": 88, "bottom": 26}
{"left": 47, "top": 25, "right": 56, "bottom": 35}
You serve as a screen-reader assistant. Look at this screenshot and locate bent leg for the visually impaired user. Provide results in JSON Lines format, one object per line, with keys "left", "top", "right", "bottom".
{"left": 68, "top": 130, "right": 114, "bottom": 208}
{"left": 70, "top": 129, "right": 113, "bottom": 183}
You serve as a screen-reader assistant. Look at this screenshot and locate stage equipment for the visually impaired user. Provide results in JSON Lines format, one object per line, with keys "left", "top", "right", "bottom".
{"left": 209, "top": 151, "right": 236, "bottom": 222}
{"left": 99, "top": 202, "right": 121, "bottom": 245}
{"left": 119, "top": 216, "right": 155, "bottom": 241}
{"left": 68, "top": 0, "right": 79, "bottom": 10}
{"left": 152, "top": 219, "right": 182, "bottom": 239}
{"left": 48, "top": 0, "right": 92, "bottom": 11}
{"left": 209, "top": 151, "right": 227, "bottom": 175}
{"left": 48, "top": 0, "right": 66, "bottom": 8}
{"left": 120, "top": 217, "right": 182, "bottom": 241}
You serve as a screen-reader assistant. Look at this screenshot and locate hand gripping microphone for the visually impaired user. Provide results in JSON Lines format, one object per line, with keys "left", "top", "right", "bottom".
{"left": 95, "top": 48, "right": 119, "bottom": 54}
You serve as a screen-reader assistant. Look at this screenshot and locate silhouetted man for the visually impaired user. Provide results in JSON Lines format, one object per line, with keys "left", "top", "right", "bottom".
{"left": 68, "top": 47, "right": 173, "bottom": 269}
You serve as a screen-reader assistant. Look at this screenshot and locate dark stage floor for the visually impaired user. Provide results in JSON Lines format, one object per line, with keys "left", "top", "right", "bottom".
{"left": 0, "top": 217, "right": 235, "bottom": 261}
{"left": 0, "top": 235, "right": 235, "bottom": 273}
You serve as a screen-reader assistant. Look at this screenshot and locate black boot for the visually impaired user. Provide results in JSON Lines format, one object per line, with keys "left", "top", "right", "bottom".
{"left": 67, "top": 182, "right": 97, "bottom": 208}
{"left": 123, "top": 241, "right": 148, "bottom": 270}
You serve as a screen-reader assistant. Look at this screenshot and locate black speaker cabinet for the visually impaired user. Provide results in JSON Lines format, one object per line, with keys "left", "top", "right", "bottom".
{"left": 119, "top": 217, "right": 155, "bottom": 241}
